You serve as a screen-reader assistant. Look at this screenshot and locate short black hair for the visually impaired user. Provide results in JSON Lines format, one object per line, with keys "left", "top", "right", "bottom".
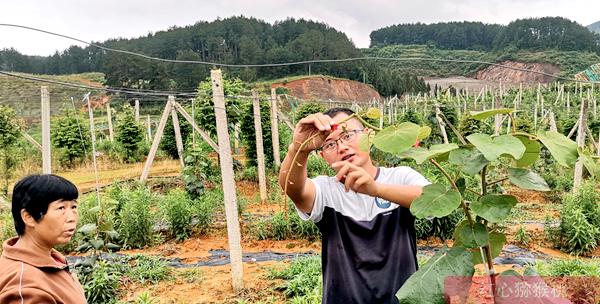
{"left": 323, "top": 107, "right": 354, "bottom": 118}
{"left": 11, "top": 174, "right": 78, "bottom": 235}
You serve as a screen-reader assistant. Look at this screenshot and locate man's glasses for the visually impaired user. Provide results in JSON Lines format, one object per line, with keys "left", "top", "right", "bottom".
{"left": 320, "top": 129, "right": 363, "bottom": 153}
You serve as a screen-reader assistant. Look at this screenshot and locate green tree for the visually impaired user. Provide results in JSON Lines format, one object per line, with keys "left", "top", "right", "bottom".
{"left": 0, "top": 106, "right": 21, "bottom": 195}
{"left": 115, "top": 104, "right": 145, "bottom": 163}
{"left": 52, "top": 106, "right": 90, "bottom": 166}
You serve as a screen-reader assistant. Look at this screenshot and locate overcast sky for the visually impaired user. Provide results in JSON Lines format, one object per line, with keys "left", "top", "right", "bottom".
{"left": 1, "top": 0, "right": 599, "bottom": 56}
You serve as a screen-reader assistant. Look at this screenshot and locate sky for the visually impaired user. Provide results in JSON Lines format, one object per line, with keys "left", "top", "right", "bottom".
{"left": 0, "top": 0, "right": 599, "bottom": 56}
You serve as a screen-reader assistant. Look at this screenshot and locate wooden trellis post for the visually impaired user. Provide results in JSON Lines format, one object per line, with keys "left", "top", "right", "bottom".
{"left": 270, "top": 88, "right": 281, "bottom": 168}
{"left": 549, "top": 111, "right": 558, "bottom": 132}
{"left": 146, "top": 115, "right": 152, "bottom": 141}
{"left": 573, "top": 99, "right": 589, "bottom": 191}
{"left": 106, "top": 103, "right": 114, "bottom": 142}
{"left": 135, "top": 99, "right": 140, "bottom": 122}
{"left": 435, "top": 104, "right": 449, "bottom": 144}
{"left": 140, "top": 97, "right": 174, "bottom": 181}
{"left": 252, "top": 90, "right": 268, "bottom": 203}
{"left": 211, "top": 69, "right": 244, "bottom": 292}
{"left": 41, "top": 86, "right": 51, "bottom": 174}
{"left": 171, "top": 109, "right": 185, "bottom": 169}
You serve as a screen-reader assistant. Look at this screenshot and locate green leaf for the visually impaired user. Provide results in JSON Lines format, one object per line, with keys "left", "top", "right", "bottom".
{"left": 471, "top": 195, "right": 518, "bottom": 223}
{"left": 500, "top": 269, "right": 521, "bottom": 276}
{"left": 536, "top": 131, "right": 578, "bottom": 167}
{"left": 579, "top": 148, "right": 600, "bottom": 177}
{"left": 105, "top": 230, "right": 120, "bottom": 240}
{"left": 90, "top": 239, "right": 104, "bottom": 250}
{"left": 358, "top": 130, "right": 374, "bottom": 153}
{"left": 401, "top": 144, "right": 459, "bottom": 164}
{"left": 88, "top": 206, "right": 101, "bottom": 214}
{"left": 418, "top": 126, "right": 432, "bottom": 140}
{"left": 396, "top": 246, "right": 474, "bottom": 304}
{"left": 364, "top": 107, "right": 382, "bottom": 120}
{"left": 469, "top": 108, "right": 514, "bottom": 120}
{"left": 372, "top": 122, "right": 421, "bottom": 154}
{"left": 507, "top": 168, "right": 550, "bottom": 192}
{"left": 448, "top": 148, "right": 489, "bottom": 176}
{"left": 454, "top": 221, "right": 489, "bottom": 248}
{"left": 466, "top": 133, "right": 525, "bottom": 161}
{"left": 78, "top": 223, "right": 97, "bottom": 235}
{"left": 472, "top": 232, "right": 505, "bottom": 264}
{"left": 515, "top": 135, "right": 541, "bottom": 168}
{"left": 410, "top": 184, "right": 462, "bottom": 219}
{"left": 106, "top": 243, "right": 121, "bottom": 251}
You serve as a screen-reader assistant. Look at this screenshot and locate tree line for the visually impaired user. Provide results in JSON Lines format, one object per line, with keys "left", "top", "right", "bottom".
{"left": 370, "top": 17, "right": 600, "bottom": 53}
{"left": 0, "top": 16, "right": 428, "bottom": 97}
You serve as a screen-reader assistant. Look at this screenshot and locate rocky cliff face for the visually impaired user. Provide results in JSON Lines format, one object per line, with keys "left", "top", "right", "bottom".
{"left": 271, "top": 76, "right": 380, "bottom": 102}
{"left": 476, "top": 61, "right": 560, "bottom": 84}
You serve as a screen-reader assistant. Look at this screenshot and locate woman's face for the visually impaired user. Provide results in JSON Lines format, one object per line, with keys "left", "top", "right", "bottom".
{"left": 27, "top": 199, "right": 78, "bottom": 247}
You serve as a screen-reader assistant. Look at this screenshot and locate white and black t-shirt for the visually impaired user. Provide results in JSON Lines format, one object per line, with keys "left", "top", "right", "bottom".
{"left": 297, "top": 166, "right": 430, "bottom": 304}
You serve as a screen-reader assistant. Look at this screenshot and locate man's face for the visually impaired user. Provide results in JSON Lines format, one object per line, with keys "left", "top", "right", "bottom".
{"left": 319, "top": 113, "right": 371, "bottom": 169}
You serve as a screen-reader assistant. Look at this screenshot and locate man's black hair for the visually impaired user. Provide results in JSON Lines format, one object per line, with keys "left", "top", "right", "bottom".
{"left": 11, "top": 174, "right": 78, "bottom": 235}
{"left": 323, "top": 107, "right": 355, "bottom": 118}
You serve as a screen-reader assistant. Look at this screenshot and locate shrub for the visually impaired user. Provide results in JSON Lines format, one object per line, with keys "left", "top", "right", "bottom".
{"left": 70, "top": 194, "right": 121, "bottom": 253}
{"left": 117, "top": 186, "right": 156, "bottom": 249}
{"left": 161, "top": 189, "right": 193, "bottom": 241}
{"left": 253, "top": 205, "right": 320, "bottom": 241}
{"left": 269, "top": 256, "right": 322, "bottom": 302}
{"left": 458, "top": 113, "right": 486, "bottom": 137}
{"left": 295, "top": 102, "right": 326, "bottom": 121}
{"left": 239, "top": 99, "right": 274, "bottom": 168}
{"left": 181, "top": 142, "right": 218, "bottom": 199}
{"left": 552, "top": 181, "right": 600, "bottom": 255}
{"left": 52, "top": 106, "right": 91, "bottom": 166}
{"left": 0, "top": 105, "right": 21, "bottom": 195}
{"left": 514, "top": 225, "right": 531, "bottom": 246}
{"left": 193, "top": 187, "right": 222, "bottom": 235}
{"left": 415, "top": 209, "right": 463, "bottom": 240}
{"left": 238, "top": 165, "right": 258, "bottom": 182}
{"left": 0, "top": 211, "right": 14, "bottom": 253}
{"left": 534, "top": 259, "right": 600, "bottom": 277}
{"left": 125, "top": 254, "right": 170, "bottom": 284}
{"left": 77, "top": 260, "right": 121, "bottom": 304}
{"left": 306, "top": 154, "right": 335, "bottom": 178}
{"left": 115, "top": 104, "right": 145, "bottom": 163}
{"left": 160, "top": 117, "right": 192, "bottom": 159}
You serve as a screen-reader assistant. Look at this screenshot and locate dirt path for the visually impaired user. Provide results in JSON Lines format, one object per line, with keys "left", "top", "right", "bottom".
{"left": 59, "top": 159, "right": 181, "bottom": 193}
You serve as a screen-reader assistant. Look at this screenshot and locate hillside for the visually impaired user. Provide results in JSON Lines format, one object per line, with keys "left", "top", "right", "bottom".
{"left": 362, "top": 45, "right": 600, "bottom": 81}
{"left": 589, "top": 21, "right": 600, "bottom": 34}
{"left": 0, "top": 72, "right": 105, "bottom": 119}
{"left": 270, "top": 75, "right": 380, "bottom": 102}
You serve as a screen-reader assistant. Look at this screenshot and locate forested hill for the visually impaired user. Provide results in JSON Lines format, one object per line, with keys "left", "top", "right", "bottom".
{"left": 0, "top": 16, "right": 428, "bottom": 96}
{"left": 589, "top": 21, "right": 600, "bottom": 34}
{"left": 370, "top": 17, "right": 600, "bottom": 53}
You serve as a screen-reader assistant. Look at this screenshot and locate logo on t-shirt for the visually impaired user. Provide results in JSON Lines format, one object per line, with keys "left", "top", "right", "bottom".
{"left": 374, "top": 197, "right": 391, "bottom": 209}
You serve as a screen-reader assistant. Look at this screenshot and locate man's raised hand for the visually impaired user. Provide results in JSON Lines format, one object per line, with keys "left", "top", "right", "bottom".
{"left": 291, "top": 113, "right": 335, "bottom": 152}
{"left": 332, "top": 161, "right": 379, "bottom": 196}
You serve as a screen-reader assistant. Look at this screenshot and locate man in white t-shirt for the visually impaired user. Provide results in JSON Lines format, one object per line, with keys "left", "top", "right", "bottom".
{"left": 278, "top": 107, "right": 429, "bottom": 304}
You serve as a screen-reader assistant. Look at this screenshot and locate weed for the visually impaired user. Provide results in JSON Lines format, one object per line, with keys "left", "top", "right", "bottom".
{"left": 269, "top": 256, "right": 322, "bottom": 302}
{"left": 553, "top": 181, "right": 600, "bottom": 255}
{"left": 161, "top": 189, "right": 193, "bottom": 241}
{"left": 534, "top": 259, "right": 600, "bottom": 277}
{"left": 77, "top": 259, "right": 121, "bottom": 304}
{"left": 514, "top": 225, "right": 531, "bottom": 246}
{"left": 117, "top": 186, "right": 156, "bottom": 249}
{"left": 125, "top": 254, "right": 170, "bottom": 285}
